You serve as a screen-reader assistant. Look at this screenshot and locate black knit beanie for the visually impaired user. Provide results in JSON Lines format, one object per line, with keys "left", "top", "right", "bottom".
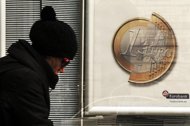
{"left": 29, "top": 6, "right": 77, "bottom": 59}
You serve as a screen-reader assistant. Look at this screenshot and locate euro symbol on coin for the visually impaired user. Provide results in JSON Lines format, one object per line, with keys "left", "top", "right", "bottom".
{"left": 113, "top": 13, "right": 176, "bottom": 84}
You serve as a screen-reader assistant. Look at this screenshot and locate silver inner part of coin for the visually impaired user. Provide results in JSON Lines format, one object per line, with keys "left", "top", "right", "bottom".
{"left": 120, "top": 23, "right": 170, "bottom": 73}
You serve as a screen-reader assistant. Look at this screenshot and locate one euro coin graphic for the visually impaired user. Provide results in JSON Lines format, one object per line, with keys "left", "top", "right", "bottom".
{"left": 113, "top": 13, "right": 176, "bottom": 83}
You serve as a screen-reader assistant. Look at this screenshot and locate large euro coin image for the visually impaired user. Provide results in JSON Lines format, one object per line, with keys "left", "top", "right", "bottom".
{"left": 113, "top": 13, "right": 176, "bottom": 83}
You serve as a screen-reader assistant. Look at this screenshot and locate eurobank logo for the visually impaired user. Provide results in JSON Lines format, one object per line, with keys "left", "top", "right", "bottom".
{"left": 162, "top": 90, "right": 189, "bottom": 99}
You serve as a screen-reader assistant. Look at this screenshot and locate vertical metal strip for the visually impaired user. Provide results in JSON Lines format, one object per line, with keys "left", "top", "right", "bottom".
{"left": 81, "top": 0, "right": 85, "bottom": 125}
{"left": 40, "top": 0, "right": 42, "bottom": 11}
{"left": 0, "top": 0, "right": 6, "bottom": 57}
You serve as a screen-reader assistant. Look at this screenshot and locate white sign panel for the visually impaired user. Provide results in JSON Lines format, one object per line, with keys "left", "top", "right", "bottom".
{"left": 84, "top": 0, "right": 190, "bottom": 115}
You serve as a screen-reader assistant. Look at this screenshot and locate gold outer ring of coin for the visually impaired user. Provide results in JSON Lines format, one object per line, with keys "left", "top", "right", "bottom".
{"left": 113, "top": 13, "right": 177, "bottom": 84}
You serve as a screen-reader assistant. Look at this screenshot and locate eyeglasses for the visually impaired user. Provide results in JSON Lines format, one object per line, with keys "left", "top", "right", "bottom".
{"left": 61, "top": 58, "right": 70, "bottom": 68}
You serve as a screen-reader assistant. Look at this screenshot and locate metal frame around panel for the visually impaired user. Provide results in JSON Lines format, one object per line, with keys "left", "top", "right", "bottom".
{"left": 82, "top": 0, "right": 190, "bottom": 116}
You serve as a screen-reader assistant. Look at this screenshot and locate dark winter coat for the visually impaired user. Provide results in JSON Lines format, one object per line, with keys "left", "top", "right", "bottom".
{"left": 0, "top": 40, "right": 58, "bottom": 126}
